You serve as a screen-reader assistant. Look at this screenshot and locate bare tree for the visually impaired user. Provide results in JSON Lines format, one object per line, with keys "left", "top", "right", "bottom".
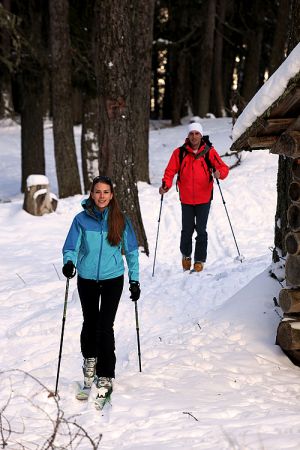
{"left": 0, "top": 369, "right": 102, "bottom": 449}
{"left": 130, "top": 0, "right": 154, "bottom": 183}
{"left": 213, "top": 0, "right": 228, "bottom": 117}
{"left": 81, "top": 95, "right": 100, "bottom": 193}
{"left": 49, "top": 0, "right": 81, "bottom": 198}
{"left": 0, "top": 0, "right": 14, "bottom": 120}
{"left": 240, "top": 0, "right": 264, "bottom": 102}
{"left": 269, "top": 0, "right": 290, "bottom": 76}
{"left": 197, "top": 0, "right": 216, "bottom": 116}
{"left": 94, "top": 0, "right": 149, "bottom": 254}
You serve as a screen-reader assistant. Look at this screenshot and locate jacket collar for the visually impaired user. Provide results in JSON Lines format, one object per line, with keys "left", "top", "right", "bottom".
{"left": 82, "top": 198, "right": 109, "bottom": 220}
{"left": 184, "top": 138, "right": 206, "bottom": 154}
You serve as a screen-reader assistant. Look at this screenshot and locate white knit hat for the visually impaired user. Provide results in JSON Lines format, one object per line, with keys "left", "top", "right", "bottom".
{"left": 187, "top": 122, "right": 203, "bottom": 135}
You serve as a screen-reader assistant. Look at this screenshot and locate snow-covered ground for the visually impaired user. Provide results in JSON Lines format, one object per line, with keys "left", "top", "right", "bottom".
{"left": 1, "top": 117, "right": 299, "bottom": 449}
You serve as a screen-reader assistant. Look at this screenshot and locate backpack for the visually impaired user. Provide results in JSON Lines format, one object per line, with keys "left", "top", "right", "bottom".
{"left": 176, "top": 135, "right": 214, "bottom": 190}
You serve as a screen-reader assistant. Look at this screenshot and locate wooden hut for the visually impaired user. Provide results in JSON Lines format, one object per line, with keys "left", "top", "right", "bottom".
{"left": 230, "top": 46, "right": 300, "bottom": 364}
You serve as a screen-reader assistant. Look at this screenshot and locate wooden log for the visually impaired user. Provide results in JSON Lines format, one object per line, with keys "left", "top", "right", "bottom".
{"left": 279, "top": 288, "right": 300, "bottom": 313}
{"left": 292, "top": 158, "right": 300, "bottom": 181}
{"left": 279, "top": 349, "right": 300, "bottom": 367}
{"left": 276, "top": 320, "right": 300, "bottom": 350}
{"left": 247, "top": 136, "right": 278, "bottom": 149}
{"left": 287, "top": 204, "right": 300, "bottom": 232}
{"left": 262, "top": 118, "right": 295, "bottom": 135}
{"left": 285, "top": 232, "right": 300, "bottom": 256}
{"left": 289, "top": 181, "right": 300, "bottom": 203}
{"left": 270, "top": 131, "right": 300, "bottom": 158}
{"left": 285, "top": 254, "right": 300, "bottom": 287}
{"left": 270, "top": 87, "right": 300, "bottom": 118}
{"left": 23, "top": 175, "right": 58, "bottom": 216}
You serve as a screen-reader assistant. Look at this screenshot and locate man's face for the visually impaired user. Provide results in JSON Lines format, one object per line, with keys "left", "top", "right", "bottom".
{"left": 188, "top": 131, "right": 202, "bottom": 149}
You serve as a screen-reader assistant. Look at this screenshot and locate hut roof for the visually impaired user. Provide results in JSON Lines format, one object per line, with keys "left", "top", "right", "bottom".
{"left": 230, "top": 44, "right": 300, "bottom": 155}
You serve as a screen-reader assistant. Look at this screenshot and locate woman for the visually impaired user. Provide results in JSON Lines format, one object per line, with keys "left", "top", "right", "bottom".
{"left": 62, "top": 176, "right": 140, "bottom": 406}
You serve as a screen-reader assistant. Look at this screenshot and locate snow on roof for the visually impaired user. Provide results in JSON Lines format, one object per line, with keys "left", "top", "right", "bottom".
{"left": 232, "top": 43, "right": 300, "bottom": 143}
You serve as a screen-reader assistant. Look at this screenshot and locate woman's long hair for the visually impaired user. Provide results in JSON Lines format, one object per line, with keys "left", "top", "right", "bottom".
{"left": 90, "top": 176, "right": 125, "bottom": 246}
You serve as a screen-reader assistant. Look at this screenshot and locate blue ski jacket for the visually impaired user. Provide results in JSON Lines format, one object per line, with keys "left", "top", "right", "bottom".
{"left": 62, "top": 199, "right": 139, "bottom": 282}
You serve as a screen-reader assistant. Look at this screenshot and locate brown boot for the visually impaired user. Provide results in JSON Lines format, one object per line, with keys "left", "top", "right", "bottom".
{"left": 182, "top": 256, "right": 191, "bottom": 271}
{"left": 194, "top": 261, "right": 204, "bottom": 272}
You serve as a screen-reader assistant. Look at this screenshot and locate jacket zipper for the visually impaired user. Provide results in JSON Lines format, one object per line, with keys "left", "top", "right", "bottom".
{"left": 96, "top": 216, "right": 104, "bottom": 281}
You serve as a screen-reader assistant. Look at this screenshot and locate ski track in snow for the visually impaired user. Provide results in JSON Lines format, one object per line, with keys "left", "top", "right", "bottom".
{"left": 2, "top": 118, "right": 300, "bottom": 449}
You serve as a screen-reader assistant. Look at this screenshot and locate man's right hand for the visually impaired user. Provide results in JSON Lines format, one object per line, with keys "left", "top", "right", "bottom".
{"left": 159, "top": 185, "right": 168, "bottom": 195}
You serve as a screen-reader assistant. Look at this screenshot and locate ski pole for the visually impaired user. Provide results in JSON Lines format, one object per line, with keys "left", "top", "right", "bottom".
{"left": 216, "top": 178, "right": 243, "bottom": 262}
{"left": 53, "top": 278, "right": 70, "bottom": 397}
{"left": 152, "top": 191, "right": 164, "bottom": 277}
{"left": 134, "top": 302, "right": 142, "bottom": 372}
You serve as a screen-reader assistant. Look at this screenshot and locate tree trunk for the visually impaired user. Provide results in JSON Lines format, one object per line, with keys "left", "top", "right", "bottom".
{"left": 81, "top": 94, "right": 99, "bottom": 193}
{"left": 241, "top": 27, "right": 263, "bottom": 102}
{"left": 14, "top": 0, "right": 46, "bottom": 193}
{"left": 269, "top": 0, "right": 290, "bottom": 76}
{"left": 287, "top": 0, "right": 300, "bottom": 53}
{"left": 0, "top": 0, "right": 14, "bottom": 119}
{"left": 49, "top": 0, "right": 81, "bottom": 198}
{"left": 151, "top": 47, "right": 160, "bottom": 120}
{"left": 130, "top": 0, "right": 154, "bottom": 183}
{"left": 197, "top": 0, "right": 216, "bottom": 117}
{"left": 20, "top": 72, "right": 45, "bottom": 192}
{"left": 213, "top": 0, "right": 227, "bottom": 117}
{"left": 94, "top": 0, "right": 149, "bottom": 255}
{"left": 171, "top": 47, "right": 189, "bottom": 126}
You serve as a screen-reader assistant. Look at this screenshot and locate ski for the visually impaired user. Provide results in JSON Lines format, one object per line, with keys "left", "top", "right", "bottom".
{"left": 75, "top": 382, "right": 91, "bottom": 401}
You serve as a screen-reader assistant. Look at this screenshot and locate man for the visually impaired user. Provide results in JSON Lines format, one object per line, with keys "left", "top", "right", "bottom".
{"left": 159, "top": 122, "right": 229, "bottom": 272}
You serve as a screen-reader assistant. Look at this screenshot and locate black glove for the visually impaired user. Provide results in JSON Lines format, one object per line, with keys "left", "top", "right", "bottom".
{"left": 129, "top": 281, "right": 141, "bottom": 302}
{"left": 62, "top": 261, "right": 76, "bottom": 279}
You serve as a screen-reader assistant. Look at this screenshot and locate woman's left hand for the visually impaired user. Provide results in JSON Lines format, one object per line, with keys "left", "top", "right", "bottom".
{"left": 129, "top": 281, "right": 141, "bottom": 301}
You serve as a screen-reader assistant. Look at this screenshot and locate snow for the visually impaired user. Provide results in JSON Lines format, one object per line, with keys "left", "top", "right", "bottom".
{"left": 1, "top": 117, "right": 299, "bottom": 449}
{"left": 26, "top": 174, "right": 49, "bottom": 187}
{"left": 232, "top": 43, "right": 300, "bottom": 143}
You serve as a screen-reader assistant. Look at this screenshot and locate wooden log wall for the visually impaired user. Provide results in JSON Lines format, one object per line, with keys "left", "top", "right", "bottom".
{"left": 277, "top": 156, "right": 300, "bottom": 358}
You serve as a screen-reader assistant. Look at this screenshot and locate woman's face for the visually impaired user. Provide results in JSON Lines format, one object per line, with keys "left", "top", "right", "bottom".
{"left": 91, "top": 182, "right": 113, "bottom": 211}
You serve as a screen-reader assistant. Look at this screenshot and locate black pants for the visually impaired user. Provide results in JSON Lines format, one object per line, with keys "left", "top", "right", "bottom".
{"left": 77, "top": 275, "right": 124, "bottom": 378}
{"left": 180, "top": 202, "right": 211, "bottom": 262}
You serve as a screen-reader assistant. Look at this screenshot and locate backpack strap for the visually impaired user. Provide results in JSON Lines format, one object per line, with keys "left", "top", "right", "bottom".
{"left": 176, "top": 145, "right": 187, "bottom": 190}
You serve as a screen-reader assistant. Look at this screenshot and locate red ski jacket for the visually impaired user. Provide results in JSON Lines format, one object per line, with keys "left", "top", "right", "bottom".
{"left": 162, "top": 140, "right": 229, "bottom": 205}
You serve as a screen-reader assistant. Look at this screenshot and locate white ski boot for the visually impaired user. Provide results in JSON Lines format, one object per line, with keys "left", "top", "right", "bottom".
{"left": 76, "top": 357, "right": 97, "bottom": 400}
{"left": 94, "top": 376, "right": 113, "bottom": 410}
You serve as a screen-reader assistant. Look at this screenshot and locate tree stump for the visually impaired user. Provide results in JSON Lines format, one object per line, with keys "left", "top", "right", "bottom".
{"left": 23, "top": 175, "right": 58, "bottom": 216}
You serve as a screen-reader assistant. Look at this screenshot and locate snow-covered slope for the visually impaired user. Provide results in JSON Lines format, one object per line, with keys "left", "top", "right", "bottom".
{"left": 1, "top": 118, "right": 298, "bottom": 450}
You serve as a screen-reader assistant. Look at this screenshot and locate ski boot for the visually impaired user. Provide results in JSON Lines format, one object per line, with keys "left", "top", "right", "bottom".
{"left": 95, "top": 376, "right": 113, "bottom": 410}
{"left": 76, "top": 357, "right": 97, "bottom": 400}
